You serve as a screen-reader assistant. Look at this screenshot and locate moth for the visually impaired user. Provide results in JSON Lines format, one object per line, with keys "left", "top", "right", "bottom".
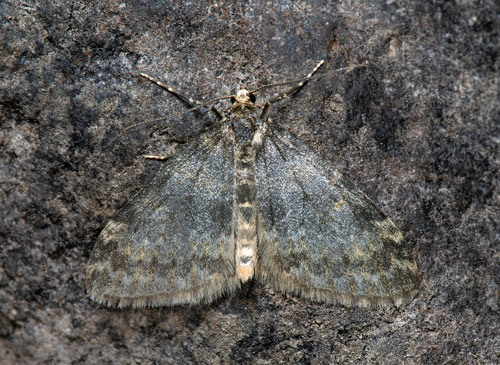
{"left": 86, "top": 61, "right": 419, "bottom": 308}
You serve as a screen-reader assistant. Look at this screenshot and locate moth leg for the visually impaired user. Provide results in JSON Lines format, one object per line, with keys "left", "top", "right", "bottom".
{"left": 144, "top": 155, "right": 169, "bottom": 160}
{"left": 252, "top": 118, "right": 269, "bottom": 149}
{"left": 208, "top": 106, "right": 223, "bottom": 120}
{"left": 140, "top": 73, "right": 223, "bottom": 120}
{"left": 260, "top": 60, "right": 325, "bottom": 119}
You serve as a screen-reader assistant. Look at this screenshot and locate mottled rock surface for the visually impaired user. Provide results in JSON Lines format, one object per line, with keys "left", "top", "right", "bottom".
{"left": 1, "top": 1, "right": 498, "bottom": 364}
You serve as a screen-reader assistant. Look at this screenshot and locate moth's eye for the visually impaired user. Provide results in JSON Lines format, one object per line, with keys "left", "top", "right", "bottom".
{"left": 249, "top": 93, "right": 256, "bottom": 103}
{"left": 230, "top": 96, "right": 236, "bottom": 104}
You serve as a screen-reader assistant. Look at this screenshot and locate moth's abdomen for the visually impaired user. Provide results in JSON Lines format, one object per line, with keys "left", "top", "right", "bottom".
{"left": 234, "top": 135, "right": 258, "bottom": 282}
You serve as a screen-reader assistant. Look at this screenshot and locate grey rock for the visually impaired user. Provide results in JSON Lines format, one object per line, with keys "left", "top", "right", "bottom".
{"left": 1, "top": 0, "right": 499, "bottom": 364}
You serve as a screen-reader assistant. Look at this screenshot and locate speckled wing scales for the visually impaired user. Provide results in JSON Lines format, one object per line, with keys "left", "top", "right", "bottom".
{"left": 86, "top": 126, "right": 238, "bottom": 308}
{"left": 255, "top": 126, "right": 419, "bottom": 307}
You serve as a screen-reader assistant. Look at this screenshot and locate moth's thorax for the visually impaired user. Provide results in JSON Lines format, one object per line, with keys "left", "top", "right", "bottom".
{"left": 232, "top": 115, "right": 257, "bottom": 149}
{"left": 232, "top": 92, "right": 259, "bottom": 282}
{"left": 231, "top": 89, "right": 259, "bottom": 151}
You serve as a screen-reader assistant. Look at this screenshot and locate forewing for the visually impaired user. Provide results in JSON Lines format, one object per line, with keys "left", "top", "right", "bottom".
{"left": 255, "top": 127, "right": 419, "bottom": 307}
{"left": 86, "top": 125, "right": 238, "bottom": 308}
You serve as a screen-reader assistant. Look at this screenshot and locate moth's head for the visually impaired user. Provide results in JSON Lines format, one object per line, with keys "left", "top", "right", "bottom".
{"left": 231, "top": 89, "right": 256, "bottom": 111}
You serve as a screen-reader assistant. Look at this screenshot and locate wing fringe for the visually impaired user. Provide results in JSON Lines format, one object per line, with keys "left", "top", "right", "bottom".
{"left": 86, "top": 275, "right": 240, "bottom": 308}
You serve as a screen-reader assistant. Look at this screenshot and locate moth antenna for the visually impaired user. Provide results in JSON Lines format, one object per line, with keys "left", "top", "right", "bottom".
{"left": 257, "top": 61, "right": 369, "bottom": 118}
{"left": 109, "top": 75, "right": 231, "bottom": 145}
{"left": 140, "top": 72, "right": 231, "bottom": 120}
{"left": 249, "top": 60, "right": 325, "bottom": 95}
